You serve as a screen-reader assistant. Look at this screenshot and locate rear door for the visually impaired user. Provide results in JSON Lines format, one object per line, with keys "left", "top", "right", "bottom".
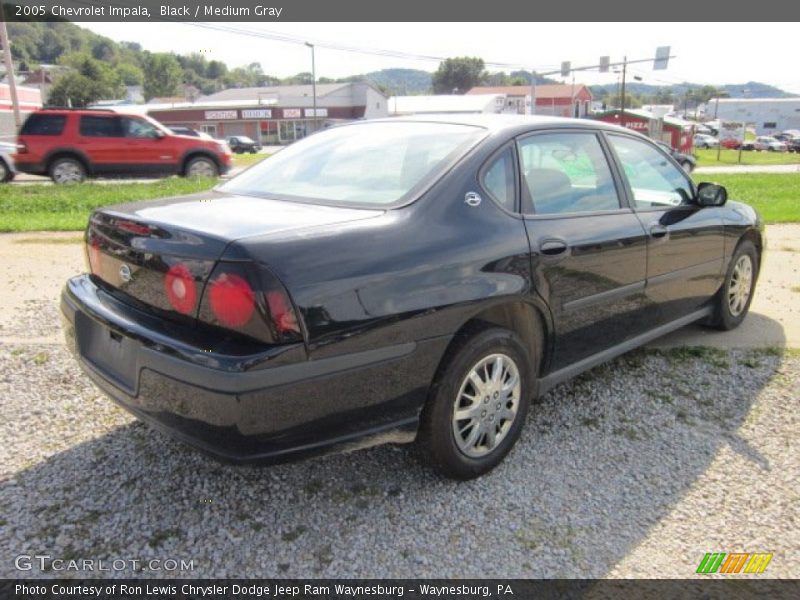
{"left": 77, "top": 115, "right": 125, "bottom": 171}
{"left": 518, "top": 130, "right": 650, "bottom": 370}
{"left": 605, "top": 133, "right": 725, "bottom": 324}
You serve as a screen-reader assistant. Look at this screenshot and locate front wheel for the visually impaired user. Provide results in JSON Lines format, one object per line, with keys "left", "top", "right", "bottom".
{"left": 184, "top": 156, "right": 219, "bottom": 178}
{"left": 706, "top": 240, "right": 759, "bottom": 330}
{"left": 417, "top": 328, "right": 533, "bottom": 480}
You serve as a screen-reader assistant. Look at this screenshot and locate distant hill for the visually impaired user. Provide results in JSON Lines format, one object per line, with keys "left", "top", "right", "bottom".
{"left": 360, "top": 69, "right": 432, "bottom": 95}
{"left": 590, "top": 80, "right": 793, "bottom": 101}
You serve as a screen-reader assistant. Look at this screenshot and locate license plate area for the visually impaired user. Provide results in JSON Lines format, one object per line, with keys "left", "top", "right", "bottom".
{"left": 75, "top": 313, "right": 139, "bottom": 395}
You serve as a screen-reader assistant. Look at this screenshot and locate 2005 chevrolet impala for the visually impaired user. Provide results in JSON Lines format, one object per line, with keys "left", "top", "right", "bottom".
{"left": 62, "top": 116, "right": 763, "bottom": 479}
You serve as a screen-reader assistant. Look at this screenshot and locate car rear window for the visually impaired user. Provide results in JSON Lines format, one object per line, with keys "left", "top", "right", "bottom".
{"left": 20, "top": 114, "right": 66, "bottom": 136}
{"left": 79, "top": 116, "right": 124, "bottom": 137}
{"left": 220, "top": 121, "right": 486, "bottom": 207}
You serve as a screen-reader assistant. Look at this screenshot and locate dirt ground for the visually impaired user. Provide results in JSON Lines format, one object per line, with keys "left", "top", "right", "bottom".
{"left": 0, "top": 225, "right": 798, "bottom": 348}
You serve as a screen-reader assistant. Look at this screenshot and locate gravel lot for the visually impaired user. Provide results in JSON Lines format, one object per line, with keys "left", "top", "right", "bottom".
{"left": 1, "top": 229, "right": 798, "bottom": 578}
{"left": 1, "top": 343, "right": 797, "bottom": 578}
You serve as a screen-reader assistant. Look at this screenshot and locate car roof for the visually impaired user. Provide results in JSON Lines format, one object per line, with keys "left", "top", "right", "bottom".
{"left": 366, "top": 113, "right": 641, "bottom": 136}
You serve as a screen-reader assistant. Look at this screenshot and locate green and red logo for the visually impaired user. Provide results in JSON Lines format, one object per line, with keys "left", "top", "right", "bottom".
{"left": 696, "top": 552, "right": 773, "bottom": 574}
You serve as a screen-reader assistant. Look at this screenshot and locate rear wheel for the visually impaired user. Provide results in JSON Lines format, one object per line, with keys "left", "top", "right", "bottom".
{"left": 184, "top": 156, "right": 218, "bottom": 178}
{"left": 417, "top": 328, "right": 533, "bottom": 480}
{"left": 707, "top": 240, "right": 759, "bottom": 330}
{"left": 49, "top": 157, "right": 86, "bottom": 184}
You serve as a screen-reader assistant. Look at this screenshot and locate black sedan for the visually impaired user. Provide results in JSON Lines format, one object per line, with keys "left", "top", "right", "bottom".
{"left": 62, "top": 116, "right": 763, "bottom": 479}
{"left": 227, "top": 136, "right": 261, "bottom": 154}
{"left": 656, "top": 141, "right": 696, "bottom": 173}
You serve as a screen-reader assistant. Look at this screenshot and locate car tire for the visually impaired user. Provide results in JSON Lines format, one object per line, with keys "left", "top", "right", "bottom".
{"left": 250, "top": 148, "right": 257, "bottom": 154}
{"left": 706, "top": 240, "right": 759, "bottom": 331}
{"left": 0, "top": 159, "right": 9, "bottom": 182}
{"left": 184, "top": 156, "right": 219, "bottom": 178}
{"left": 49, "top": 157, "right": 86, "bottom": 184}
{"left": 417, "top": 327, "right": 534, "bottom": 480}
{"left": 680, "top": 160, "right": 694, "bottom": 173}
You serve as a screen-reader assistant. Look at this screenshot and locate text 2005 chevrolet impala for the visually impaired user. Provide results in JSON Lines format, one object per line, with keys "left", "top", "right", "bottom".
{"left": 62, "top": 116, "right": 763, "bottom": 479}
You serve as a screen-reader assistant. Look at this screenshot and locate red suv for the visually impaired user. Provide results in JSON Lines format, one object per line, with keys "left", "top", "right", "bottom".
{"left": 14, "top": 108, "right": 232, "bottom": 183}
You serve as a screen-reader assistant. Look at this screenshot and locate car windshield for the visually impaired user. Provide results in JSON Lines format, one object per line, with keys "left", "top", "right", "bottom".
{"left": 220, "top": 121, "right": 486, "bottom": 206}
{"left": 235, "top": 136, "right": 255, "bottom": 143}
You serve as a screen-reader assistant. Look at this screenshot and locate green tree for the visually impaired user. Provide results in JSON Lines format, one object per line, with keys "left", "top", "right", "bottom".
{"left": 432, "top": 57, "right": 486, "bottom": 94}
{"left": 116, "top": 63, "right": 144, "bottom": 86}
{"left": 143, "top": 53, "right": 183, "bottom": 100}
{"left": 47, "top": 72, "right": 106, "bottom": 107}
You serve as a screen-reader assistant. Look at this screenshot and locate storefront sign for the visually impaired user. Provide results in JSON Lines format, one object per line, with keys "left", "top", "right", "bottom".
{"left": 241, "top": 109, "right": 272, "bottom": 119}
{"left": 305, "top": 108, "right": 328, "bottom": 118}
{"left": 283, "top": 108, "right": 302, "bottom": 118}
{"left": 205, "top": 110, "right": 237, "bottom": 120}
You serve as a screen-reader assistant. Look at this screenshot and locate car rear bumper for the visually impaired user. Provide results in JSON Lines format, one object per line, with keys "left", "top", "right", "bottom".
{"left": 61, "top": 275, "right": 448, "bottom": 463}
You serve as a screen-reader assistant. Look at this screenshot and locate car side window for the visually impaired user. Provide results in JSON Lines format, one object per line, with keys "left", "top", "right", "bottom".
{"left": 481, "top": 147, "right": 516, "bottom": 211}
{"left": 123, "top": 117, "right": 159, "bottom": 139}
{"left": 608, "top": 134, "right": 694, "bottom": 209}
{"left": 517, "top": 132, "right": 621, "bottom": 215}
{"left": 79, "top": 116, "right": 123, "bottom": 138}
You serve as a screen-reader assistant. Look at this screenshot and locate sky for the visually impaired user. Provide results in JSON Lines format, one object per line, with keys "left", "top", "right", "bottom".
{"left": 79, "top": 22, "right": 800, "bottom": 94}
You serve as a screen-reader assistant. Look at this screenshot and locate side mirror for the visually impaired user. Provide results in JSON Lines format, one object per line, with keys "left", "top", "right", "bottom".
{"left": 696, "top": 182, "right": 728, "bottom": 207}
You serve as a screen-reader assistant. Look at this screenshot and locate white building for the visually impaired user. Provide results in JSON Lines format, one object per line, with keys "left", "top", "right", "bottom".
{"left": 388, "top": 94, "right": 504, "bottom": 116}
{"left": 713, "top": 97, "right": 800, "bottom": 135}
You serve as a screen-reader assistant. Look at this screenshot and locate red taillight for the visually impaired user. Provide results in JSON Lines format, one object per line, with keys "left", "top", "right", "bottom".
{"left": 87, "top": 238, "right": 102, "bottom": 273}
{"left": 208, "top": 273, "right": 255, "bottom": 328}
{"left": 266, "top": 290, "right": 300, "bottom": 336}
{"left": 116, "top": 219, "right": 151, "bottom": 236}
{"left": 164, "top": 263, "right": 198, "bottom": 315}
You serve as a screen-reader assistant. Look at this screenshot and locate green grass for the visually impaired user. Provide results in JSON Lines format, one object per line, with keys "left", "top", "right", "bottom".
{"left": 695, "top": 148, "right": 800, "bottom": 167}
{"left": 694, "top": 172, "right": 800, "bottom": 223}
{"left": 0, "top": 178, "right": 217, "bottom": 232}
{"left": 232, "top": 152, "right": 270, "bottom": 168}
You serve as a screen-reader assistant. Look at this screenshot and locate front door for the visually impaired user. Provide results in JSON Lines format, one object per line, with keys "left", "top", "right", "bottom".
{"left": 518, "top": 130, "right": 650, "bottom": 370}
{"left": 121, "top": 116, "right": 176, "bottom": 173}
{"left": 605, "top": 134, "right": 726, "bottom": 324}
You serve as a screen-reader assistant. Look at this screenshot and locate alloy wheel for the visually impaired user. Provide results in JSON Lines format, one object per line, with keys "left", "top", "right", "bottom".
{"left": 53, "top": 161, "right": 83, "bottom": 184}
{"left": 452, "top": 353, "right": 521, "bottom": 458}
{"left": 728, "top": 254, "right": 753, "bottom": 317}
{"left": 187, "top": 159, "right": 216, "bottom": 178}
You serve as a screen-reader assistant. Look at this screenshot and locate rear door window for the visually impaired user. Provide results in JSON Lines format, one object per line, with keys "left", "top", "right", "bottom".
{"left": 20, "top": 114, "right": 66, "bottom": 136}
{"left": 517, "top": 132, "right": 621, "bottom": 215}
{"left": 79, "top": 116, "right": 123, "bottom": 138}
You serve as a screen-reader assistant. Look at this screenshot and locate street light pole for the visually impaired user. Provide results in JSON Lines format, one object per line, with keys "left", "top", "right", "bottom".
{"left": 305, "top": 42, "right": 317, "bottom": 132}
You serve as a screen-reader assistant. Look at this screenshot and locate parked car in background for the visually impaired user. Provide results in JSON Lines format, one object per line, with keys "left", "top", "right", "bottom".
{"left": 754, "top": 136, "right": 787, "bottom": 152}
{"left": 62, "top": 115, "right": 764, "bottom": 479}
{"left": 169, "top": 126, "right": 214, "bottom": 140}
{"left": 787, "top": 138, "right": 800, "bottom": 153}
{"left": 656, "top": 141, "right": 696, "bottom": 173}
{"left": 227, "top": 135, "right": 261, "bottom": 154}
{"left": 14, "top": 108, "right": 232, "bottom": 183}
{"left": 693, "top": 133, "right": 719, "bottom": 149}
{"left": 0, "top": 141, "right": 17, "bottom": 182}
{"left": 720, "top": 138, "right": 741, "bottom": 150}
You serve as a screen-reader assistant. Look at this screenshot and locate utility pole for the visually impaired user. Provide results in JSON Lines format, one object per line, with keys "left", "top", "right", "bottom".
{"left": 619, "top": 56, "right": 627, "bottom": 128}
{"left": 305, "top": 42, "right": 317, "bottom": 133}
{"left": 529, "top": 70, "right": 537, "bottom": 116}
{"left": 0, "top": 1, "right": 21, "bottom": 130}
